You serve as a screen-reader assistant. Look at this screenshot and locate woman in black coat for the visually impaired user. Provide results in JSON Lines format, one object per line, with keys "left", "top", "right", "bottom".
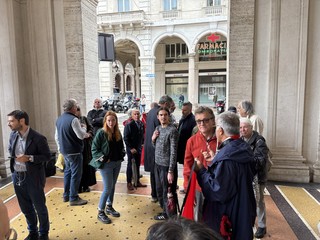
{"left": 76, "top": 106, "right": 97, "bottom": 192}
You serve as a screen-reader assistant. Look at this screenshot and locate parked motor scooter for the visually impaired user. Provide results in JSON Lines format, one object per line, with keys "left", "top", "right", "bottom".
{"left": 216, "top": 100, "right": 225, "bottom": 114}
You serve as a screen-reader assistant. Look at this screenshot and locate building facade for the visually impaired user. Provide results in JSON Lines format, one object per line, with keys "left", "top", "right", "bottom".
{"left": 0, "top": 0, "right": 320, "bottom": 183}
{"left": 97, "top": 0, "right": 228, "bottom": 107}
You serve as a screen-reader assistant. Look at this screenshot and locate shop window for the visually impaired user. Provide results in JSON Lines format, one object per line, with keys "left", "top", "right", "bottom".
{"left": 164, "top": 0, "right": 177, "bottom": 11}
{"left": 118, "top": 0, "right": 130, "bottom": 12}
{"left": 165, "top": 43, "right": 189, "bottom": 63}
{"left": 165, "top": 77, "right": 188, "bottom": 105}
{"left": 199, "top": 75, "right": 226, "bottom": 104}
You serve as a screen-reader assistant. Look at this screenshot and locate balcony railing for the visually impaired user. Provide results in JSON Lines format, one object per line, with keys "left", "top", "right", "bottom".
{"left": 97, "top": 10, "right": 145, "bottom": 26}
{"left": 203, "top": 5, "right": 227, "bottom": 16}
{"left": 162, "top": 10, "right": 181, "bottom": 19}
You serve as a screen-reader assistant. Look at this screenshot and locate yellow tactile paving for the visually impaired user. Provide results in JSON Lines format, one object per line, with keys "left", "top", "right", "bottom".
{"left": 0, "top": 182, "right": 15, "bottom": 202}
{"left": 277, "top": 185, "right": 320, "bottom": 237}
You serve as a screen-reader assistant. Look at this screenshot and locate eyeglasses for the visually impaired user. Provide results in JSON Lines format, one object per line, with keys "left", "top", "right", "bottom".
{"left": 196, "top": 118, "right": 213, "bottom": 125}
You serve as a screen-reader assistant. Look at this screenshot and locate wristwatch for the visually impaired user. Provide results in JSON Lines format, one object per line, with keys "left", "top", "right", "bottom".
{"left": 28, "top": 155, "right": 34, "bottom": 162}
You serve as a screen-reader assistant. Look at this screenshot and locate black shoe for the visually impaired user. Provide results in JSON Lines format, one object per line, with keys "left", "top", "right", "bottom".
{"left": 255, "top": 227, "right": 266, "bottom": 238}
{"left": 136, "top": 182, "right": 147, "bottom": 188}
{"left": 98, "top": 211, "right": 111, "bottom": 224}
{"left": 154, "top": 213, "right": 168, "bottom": 220}
{"left": 24, "top": 233, "right": 39, "bottom": 240}
{"left": 70, "top": 197, "right": 88, "bottom": 206}
{"left": 63, "top": 196, "right": 69, "bottom": 202}
{"left": 106, "top": 206, "right": 120, "bottom": 217}
{"left": 39, "top": 234, "right": 49, "bottom": 240}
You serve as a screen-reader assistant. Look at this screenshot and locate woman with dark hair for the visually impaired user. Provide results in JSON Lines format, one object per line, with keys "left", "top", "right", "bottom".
{"left": 91, "top": 111, "right": 125, "bottom": 224}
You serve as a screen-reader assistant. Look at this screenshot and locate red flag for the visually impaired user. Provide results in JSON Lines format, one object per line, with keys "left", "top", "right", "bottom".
{"left": 181, "top": 171, "right": 197, "bottom": 220}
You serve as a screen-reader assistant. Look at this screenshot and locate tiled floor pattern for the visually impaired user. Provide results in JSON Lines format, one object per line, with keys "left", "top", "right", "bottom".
{"left": 2, "top": 173, "right": 320, "bottom": 240}
{"left": 10, "top": 188, "right": 161, "bottom": 240}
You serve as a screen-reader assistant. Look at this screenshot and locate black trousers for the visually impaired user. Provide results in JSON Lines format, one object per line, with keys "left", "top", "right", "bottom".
{"left": 12, "top": 171, "right": 49, "bottom": 235}
{"left": 154, "top": 163, "right": 178, "bottom": 216}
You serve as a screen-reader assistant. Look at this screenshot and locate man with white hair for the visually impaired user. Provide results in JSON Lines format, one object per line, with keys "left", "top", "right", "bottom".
{"left": 237, "top": 100, "right": 264, "bottom": 135}
{"left": 195, "top": 112, "right": 256, "bottom": 240}
{"left": 87, "top": 98, "right": 107, "bottom": 135}
{"left": 240, "top": 117, "right": 270, "bottom": 239}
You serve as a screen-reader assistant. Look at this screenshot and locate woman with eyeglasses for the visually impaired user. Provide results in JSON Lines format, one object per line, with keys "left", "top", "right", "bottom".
{"left": 182, "top": 106, "right": 217, "bottom": 222}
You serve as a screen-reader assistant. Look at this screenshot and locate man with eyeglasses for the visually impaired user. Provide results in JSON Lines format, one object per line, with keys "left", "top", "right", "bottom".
{"left": 182, "top": 106, "right": 217, "bottom": 221}
{"left": 194, "top": 111, "right": 256, "bottom": 240}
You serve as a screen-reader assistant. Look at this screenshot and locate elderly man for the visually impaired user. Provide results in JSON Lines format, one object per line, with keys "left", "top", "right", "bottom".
{"left": 144, "top": 95, "right": 174, "bottom": 202}
{"left": 195, "top": 112, "right": 256, "bottom": 240}
{"left": 56, "top": 99, "right": 90, "bottom": 206}
{"left": 240, "top": 117, "right": 270, "bottom": 239}
{"left": 124, "top": 109, "right": 147, "bottom": 190}
{"left": 8, "top": 110, "right": 51, "bottom": 240}
{"left": 87, "top": 98, "right": 107, "bottom": 135}
{"left": 237, "top": 100, "right": 264, "bottom": 135}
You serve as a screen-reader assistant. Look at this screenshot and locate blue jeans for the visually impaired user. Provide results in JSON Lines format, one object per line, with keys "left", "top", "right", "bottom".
{"left": 63, "top": 153, "right": 83, "bottom": 201}
{"left": 12, "top": 171, "right": 49, "bottom": 235}
{"left": 98, "top": 160, "right": 122, "bottom": 210}
{"left": 140, "top": 105, "right": 145, "bottom": 114}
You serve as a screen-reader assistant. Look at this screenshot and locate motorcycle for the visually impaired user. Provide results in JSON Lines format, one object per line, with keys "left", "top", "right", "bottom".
{"left": 114, "top": 100, "right": 124, "bottom": 113}
{"left": 216, "top": 100, "right": 225, "bottom": 114}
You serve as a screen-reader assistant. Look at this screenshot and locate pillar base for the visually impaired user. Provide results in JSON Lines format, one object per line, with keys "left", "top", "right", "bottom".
{"left": 268, "top": 156, "right": 310, "bottom": 183}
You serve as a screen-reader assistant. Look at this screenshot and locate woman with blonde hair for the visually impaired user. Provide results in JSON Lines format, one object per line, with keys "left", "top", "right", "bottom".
{"left": 92, "top": 111, "right": 125, "bottom": 224}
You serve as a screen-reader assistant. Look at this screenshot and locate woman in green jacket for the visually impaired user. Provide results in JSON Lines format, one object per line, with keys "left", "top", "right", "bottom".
{"left": 92, "top": 111, "right": 125, "bottom": 224}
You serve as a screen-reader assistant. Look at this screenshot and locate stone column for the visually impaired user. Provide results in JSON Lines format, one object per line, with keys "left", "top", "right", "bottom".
{"left": 259, "top": 0, "right": 309, "bottom": 182}
{"left": 139, "top": 56, "right": 155, "bottom": 110}
{"left": 227, "top": 0, "right": 255, "bottom": 106}
{"left": 314, "top": 127, "right": 320, "bottom": 182}
{"left": 188, "top": 53, "right": 197, "bottom": 105}
{"left": 62, "top": 0, "right": 99, "bottom": 113}
{"left": 0, "top": 0, "right": 20, "bottom": 178}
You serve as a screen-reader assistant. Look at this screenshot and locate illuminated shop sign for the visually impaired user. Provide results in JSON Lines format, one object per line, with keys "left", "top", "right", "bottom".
{"left": 197, "top": 33, "right": 227, "bottom": 54}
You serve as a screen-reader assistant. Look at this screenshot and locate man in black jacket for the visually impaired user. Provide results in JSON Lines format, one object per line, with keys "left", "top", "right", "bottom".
{"left": 240, "top": 117, "right": 270, "bottom": 239}
{"left": 124, "top": 109, "right": 147, "bottom": 190}
{"left": 8, "top": 110, "right": 50, "bottom": 240}
{"left": 177, "top": 102, "right": 196, "bottom": 193}
{"left": 87, "top": 98, "right": 107, "bottom": 135}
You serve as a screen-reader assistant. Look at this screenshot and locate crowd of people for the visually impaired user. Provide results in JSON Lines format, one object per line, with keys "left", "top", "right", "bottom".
{"left": 3, "top": 95, "right": 271, "bottom": 240}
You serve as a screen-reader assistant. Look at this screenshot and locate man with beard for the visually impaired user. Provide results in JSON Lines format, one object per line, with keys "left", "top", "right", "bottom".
{"left": 7, "top": 110, "right": 51, "bottom": 240}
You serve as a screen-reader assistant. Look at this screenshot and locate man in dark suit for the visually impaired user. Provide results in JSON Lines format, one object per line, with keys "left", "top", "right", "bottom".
{"left": 124, "top": 109, "right": 147, "bottom": 190}
{"left": 7, "top": 110, "right": 51, "bottom": 240}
